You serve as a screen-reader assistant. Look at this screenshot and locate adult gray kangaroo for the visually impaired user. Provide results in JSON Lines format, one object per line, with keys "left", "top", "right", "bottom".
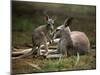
{"left": 53, "top": 17, "right": 90, "bottom": 56}
{"left": 13, "top": 15, "right": 56, "bottom": 59}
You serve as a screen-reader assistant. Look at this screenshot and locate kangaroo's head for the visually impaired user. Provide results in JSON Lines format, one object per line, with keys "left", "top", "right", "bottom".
{"left": 45, "top": 15, "right": 56, "bottom": 31}
{"left": 52, "top": 17, "right": 73, "bottom": 39}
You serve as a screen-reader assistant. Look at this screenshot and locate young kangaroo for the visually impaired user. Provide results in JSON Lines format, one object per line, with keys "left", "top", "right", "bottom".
{"left": 13, "top": 15, "right": 56, "bottom": 59}
{"left": 53, "top": 18, "right": 90, "bottom": 56}
{"left": 32, "top": 15, "right": 56, "bottom": 56}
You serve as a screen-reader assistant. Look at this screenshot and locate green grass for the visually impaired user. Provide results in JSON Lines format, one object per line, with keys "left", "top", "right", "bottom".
{"left": 12, "top": 49, "right": 96, "bottom": 74}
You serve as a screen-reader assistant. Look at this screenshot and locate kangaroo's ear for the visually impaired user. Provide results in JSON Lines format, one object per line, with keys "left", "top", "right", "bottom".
{"left": 64, "top": 17, "right": 73, "bottom": 27}
{"left": 44, "top": 15, "right": 49, "bottom": 21}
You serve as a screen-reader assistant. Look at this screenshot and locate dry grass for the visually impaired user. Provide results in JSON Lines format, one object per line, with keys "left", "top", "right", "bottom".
{"left": 12, "top": 49, "right": 96, "bottom": 74}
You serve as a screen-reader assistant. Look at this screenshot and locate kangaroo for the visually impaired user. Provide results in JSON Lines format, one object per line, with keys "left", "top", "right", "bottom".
{"left": 53, "top": 18, "right": 90, "bottom": 56}
{"left": 32, "top": 15, "right": 56, "bottom": 56}
{"left": 13, "top": 15, "right": 56, "bottom": 59}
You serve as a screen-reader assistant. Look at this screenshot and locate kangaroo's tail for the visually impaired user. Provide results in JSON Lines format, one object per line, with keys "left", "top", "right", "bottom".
{"left": 75, "top": 52, "right": 80, "bottom": 66}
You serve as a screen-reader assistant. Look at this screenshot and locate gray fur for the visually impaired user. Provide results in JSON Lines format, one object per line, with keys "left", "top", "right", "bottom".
{"left": 32, "top": 16, "right": 56, "bottom": 56}
{"left": 14, "top": 16, "right": 56, "bottom": 59}
{"left": 53, "top": 18, "right": 90, "bottom": 56}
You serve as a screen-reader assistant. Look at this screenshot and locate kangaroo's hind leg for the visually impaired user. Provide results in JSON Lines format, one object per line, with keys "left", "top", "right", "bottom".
{"left": 41, "top": 33, "right": 49, "bottom": 56}
{"left": 44, "top": 38, "right": 49, "bottom": 56}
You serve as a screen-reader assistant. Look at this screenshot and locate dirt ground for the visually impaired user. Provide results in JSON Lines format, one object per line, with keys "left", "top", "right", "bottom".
{"left": 12, "top": 48, "right": 96, "bottom": 74}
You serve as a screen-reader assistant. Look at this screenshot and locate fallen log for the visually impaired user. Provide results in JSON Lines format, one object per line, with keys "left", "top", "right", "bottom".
{"left": 12, "top": 39, "right": 59, "bottom": 54}
{"left": 12, "top": 42, "right": 50, "bottom": 55}
{"left": 12, "top": 48, "right": 32, "bottom": 54}
{"left": 40, "top": 49, "right": 58, "bottom": 55}
{"left": 12, "top": 49, "right": 58, "bottom": 59}
{"left": 12, "top": 48, "right": 33, "bottom": 57}
{"left": 12, "top": 39, "right": 60, "bottom": 59}
{"left": 46, "top": 54, "right": 63, "bottom": 58}
{"left": 12, "top": 48, "right": 57, "bottom": 56}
